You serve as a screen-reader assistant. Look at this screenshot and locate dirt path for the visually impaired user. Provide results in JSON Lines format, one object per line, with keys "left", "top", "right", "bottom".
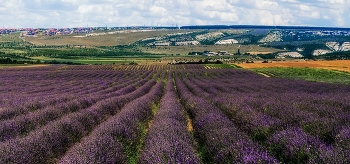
{"left": 257, "top": 72, "right": 271, "bottom": 77}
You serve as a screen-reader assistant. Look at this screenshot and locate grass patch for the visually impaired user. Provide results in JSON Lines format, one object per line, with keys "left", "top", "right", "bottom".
{"left": 251, "top": 67, "right": 350, "bottom": 84}
{"left": 0, "top": 48, "right": 26, "bottom": 54}
{"left": 204, "top": 64, "right": 242, "bottom": 69}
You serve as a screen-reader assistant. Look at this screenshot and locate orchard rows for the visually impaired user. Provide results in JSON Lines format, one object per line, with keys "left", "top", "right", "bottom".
{"left": 0, "top": 65, "right": 349, "bottom": 163}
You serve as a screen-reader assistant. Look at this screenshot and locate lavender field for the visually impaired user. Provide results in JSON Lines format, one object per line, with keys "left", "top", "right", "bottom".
{"left": 0, "top": 64, "right": 349, "bottom": 163}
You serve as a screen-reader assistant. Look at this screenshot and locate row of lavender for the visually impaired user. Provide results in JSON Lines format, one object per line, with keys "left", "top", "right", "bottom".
{"left": 60, "top": 77, "right": 165, "bottom": 163}
{"left": 0, "top": 68, "right": 144, "bottom": 115}
{"left": 60, "top": 71, "right": 201, "bottom": 163}
{"left": 176, "top": 68, "right": 350, "bottom": 163}
{"left": 174, "top": 71, "right": 279, "bottom": 163}
{"left": 0, "top": 73, "right": 154, "bottom": 142}
{"left": 0, "top": 65, "right": 349, "bottom": 163}
{"left": 0, "top": 66, "right": 165, "bottom": 163}
{"left": 139, "top": 72, "right": 200, "bottom": 163}
{"left": 0, "top": 64, "right": 205, "bottom": 72}
{"left": 0, "top": 68, "right": 152, "bottom": 123}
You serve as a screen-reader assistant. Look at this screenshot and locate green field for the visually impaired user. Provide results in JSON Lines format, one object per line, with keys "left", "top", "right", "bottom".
{"left": 204, "top": 64, "right": 242, "bottom": 69}
{"left": 251, "top": 67, "right": 350, "bottom": 84}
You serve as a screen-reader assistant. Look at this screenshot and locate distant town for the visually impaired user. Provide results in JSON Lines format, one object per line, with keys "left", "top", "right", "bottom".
{"left": 0, "top": 26, "right": 176, "bottom": 37}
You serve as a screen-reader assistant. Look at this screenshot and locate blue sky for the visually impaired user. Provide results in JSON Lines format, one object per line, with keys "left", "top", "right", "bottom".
{"left": 0, "top": 0, "right": 349, "bottom": 28}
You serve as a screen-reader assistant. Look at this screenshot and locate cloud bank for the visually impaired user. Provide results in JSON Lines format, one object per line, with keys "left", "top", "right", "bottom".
{"left": 0, "top": 0, "right": 349, "bottom": 28}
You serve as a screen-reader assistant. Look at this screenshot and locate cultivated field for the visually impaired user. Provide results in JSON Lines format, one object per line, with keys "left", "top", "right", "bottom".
{"left": 24, "top": 30, "right": 189, "bottom": 46}
{"left": 237, "top": 60, "right": 350, "bottom": 73}
{"left": 0, "top": 65, "right": 349, "bottom": 163}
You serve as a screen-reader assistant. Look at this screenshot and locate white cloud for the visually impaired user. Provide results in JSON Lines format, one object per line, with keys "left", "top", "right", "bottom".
{"left": 280, "top": 0, "right": 298, "bottom": 3}
{"left": 149, "top": 6, "right": 168, "bottom": 17}
{"left": 254, "top": 0, "right": 279, "bottom": 10}
{"left": 0, "top": 0, "right": 349, "bottom": 28}
{"left": 318, "top": 0, "right": 344, "bottom": 5}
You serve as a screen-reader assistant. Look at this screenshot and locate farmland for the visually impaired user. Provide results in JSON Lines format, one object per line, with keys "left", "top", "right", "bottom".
{"left": 23, "top": 30, "right": 189, "bottom": 47}
{"left": 250, "top": 67, "right": 350, "bottom": 84}
{"left": 0, "top": 65, "right": 349, "bottom": 163}
{"left": 1, "top": 27, "right": 350, "bottom": 163}
{"left": 2, "top": 27, "right": 350, "bottom": 66}
{"left": 237, "top": 60, "right": 350, "bottom": 73}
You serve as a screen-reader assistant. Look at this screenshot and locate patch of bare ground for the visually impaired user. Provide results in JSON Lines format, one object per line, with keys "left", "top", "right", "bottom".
{"left": 186, "top": 114, "right": 194, "bottom": 132}
{"left": 257, "top": 72, "right": 271, "bottom": 77}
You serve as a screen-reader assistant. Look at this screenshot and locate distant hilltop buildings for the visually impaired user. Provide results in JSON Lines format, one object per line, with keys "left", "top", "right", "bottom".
{"left": 0, "top": 26, "right": 176, "bottom": 36}
{"left": 0, "top": 28, "right": 36, "bottom": 35}
{"left": 0, "top": 27, "right": 97, "bottom": 36}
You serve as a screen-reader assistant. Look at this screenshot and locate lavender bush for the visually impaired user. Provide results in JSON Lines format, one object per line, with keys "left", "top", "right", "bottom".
{"left": 139, "top": 79, "right": 200, "bottom": 163}
{"left": 60, "top": 80, "right": 164, "bottom": 164}
{"left": 0, "top": 65, "right": 349, "bottom": 163}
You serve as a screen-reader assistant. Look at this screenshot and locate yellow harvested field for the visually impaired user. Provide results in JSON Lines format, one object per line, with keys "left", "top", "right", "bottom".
{"left": 237, "top": 60, "right": 350, "bottom": 73}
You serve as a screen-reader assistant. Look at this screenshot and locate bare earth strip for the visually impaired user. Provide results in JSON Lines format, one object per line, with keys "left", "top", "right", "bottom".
{"left": 237, "top": 60, "right": 350, "bottom": 73}
{"left": 257, "top": 72, "right": 271, "bottom": 77}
